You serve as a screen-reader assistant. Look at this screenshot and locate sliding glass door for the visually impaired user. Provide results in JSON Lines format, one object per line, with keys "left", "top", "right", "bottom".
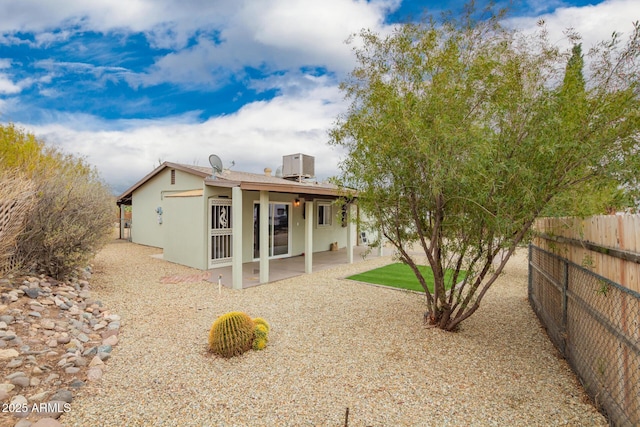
{"left": 253, "top": 202, "right": 290, "bottom": 259}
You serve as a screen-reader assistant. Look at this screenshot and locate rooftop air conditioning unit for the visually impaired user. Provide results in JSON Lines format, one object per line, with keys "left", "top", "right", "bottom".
{"left": 282, "top": 153, "right": 314, "bottom": 181}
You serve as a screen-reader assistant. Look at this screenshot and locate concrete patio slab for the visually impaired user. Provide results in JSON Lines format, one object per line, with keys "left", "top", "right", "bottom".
{"left": 207, "top": 245, "right": 388, "bottom": 288}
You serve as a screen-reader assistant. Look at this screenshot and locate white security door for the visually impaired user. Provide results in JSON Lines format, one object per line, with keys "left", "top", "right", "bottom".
{"left": 209, "top": 198, "right": 233, "bottom": 267}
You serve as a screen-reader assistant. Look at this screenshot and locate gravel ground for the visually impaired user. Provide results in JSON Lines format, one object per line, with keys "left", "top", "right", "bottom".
{"left": 59, "top": 239, "right": 607, "bottom": 426}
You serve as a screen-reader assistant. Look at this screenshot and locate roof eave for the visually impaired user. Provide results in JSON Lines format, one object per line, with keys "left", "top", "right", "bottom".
{"left": 238, "top": 181, "right": 355, "bottom": 197}
{"left": 204, "top": 178, "right": 241, "bottom": 188}
{"left": 117, "top": 162, "right": 211, "bottom": 204}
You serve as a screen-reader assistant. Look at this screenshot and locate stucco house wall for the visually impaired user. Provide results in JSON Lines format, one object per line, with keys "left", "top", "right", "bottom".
{"left": 163, "top": 193, "right": 207, "bottom": 269}
{"left": 131, "top": 168, "right": 204, "bottom": 248}
{"left": 311, "top": 199, "right": 348, "bottom": 252}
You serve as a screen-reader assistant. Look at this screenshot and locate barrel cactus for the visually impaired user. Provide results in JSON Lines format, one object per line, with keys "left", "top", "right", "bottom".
{"left": 252, "top": 318, "right": 270, "bottom": 351}
{"left": 253, "top": 317, "right": 270, "bottom": 333}
{"left": 208, "top": 311, "right": 256, "bottom": 358}
{"left": 253, "top": 336, "right": 268, "bottom": 350}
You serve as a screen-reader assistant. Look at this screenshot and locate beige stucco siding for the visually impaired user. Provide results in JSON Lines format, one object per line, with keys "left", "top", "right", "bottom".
{"left": 130, "top": 168, "right": 205, "bottom": 248}
{"left": 162, "top": 194, "right": 207, "bottom": 269}
{"left": 311, "top": 199, "right": 348, "bottom": 252}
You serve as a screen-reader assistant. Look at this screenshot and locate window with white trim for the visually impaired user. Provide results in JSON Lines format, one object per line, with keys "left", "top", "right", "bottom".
{"left": 317, "top": 201, "right": 332, "bottom": 227}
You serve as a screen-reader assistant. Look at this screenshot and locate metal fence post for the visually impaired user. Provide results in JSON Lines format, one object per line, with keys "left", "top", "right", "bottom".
{"left": 560, "top": 259, "right": 568, "bottom": 356}
{"left": 528, "top": 244, "right": 532, "bottom": 301}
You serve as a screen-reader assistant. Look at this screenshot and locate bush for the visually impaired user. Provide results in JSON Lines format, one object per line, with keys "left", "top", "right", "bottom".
{"left": 1, "top": 123, "right": 114, "bottom": 279}
{"left": 15, "top": 167, "right": 114, "bottom": 278}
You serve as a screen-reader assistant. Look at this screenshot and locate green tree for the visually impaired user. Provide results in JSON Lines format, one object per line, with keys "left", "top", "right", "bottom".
{"left": 330, "top": 8, "right": 640, "bottom": 331}
{"left": 543, "top": 43, "right": 634, "bottom": 216}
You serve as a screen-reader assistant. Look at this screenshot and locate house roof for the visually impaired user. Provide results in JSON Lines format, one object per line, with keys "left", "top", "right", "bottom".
{"left": 117, "top": 162, "right": 353, "bottom": 205}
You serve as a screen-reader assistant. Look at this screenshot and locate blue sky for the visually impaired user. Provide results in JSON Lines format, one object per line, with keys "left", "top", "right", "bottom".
{"left": 0, "top": 0, "right": 637, "bottom": 193}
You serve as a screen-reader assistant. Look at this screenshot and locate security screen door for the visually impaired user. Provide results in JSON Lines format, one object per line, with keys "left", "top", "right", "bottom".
{"left": 209, "top": 199, "right": 232, "bottom": 266}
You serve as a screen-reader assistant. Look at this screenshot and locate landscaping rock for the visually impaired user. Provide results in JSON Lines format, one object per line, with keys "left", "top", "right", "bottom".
{"left": 33, "top": 418, "right": 64, "bottom": 427}
{"left": 86, "top": 367, "right": 103, "bottom": 382}
{"left": 7, "top": 358, "right": 23, "bottom": 368}
{"left": 10, "top": 375, "right": 30, "bottom": 388}
{"left": 49, "top": 389, "right": 72, "bottom": 404}
{"left": 0, "top": 348, "right": 19, "bottom": 359}
{"left": 24, "top": 288, "right": 40, "bottom": 299}
{"left": 0, "top": 272, "right": 119, "bottom": 424}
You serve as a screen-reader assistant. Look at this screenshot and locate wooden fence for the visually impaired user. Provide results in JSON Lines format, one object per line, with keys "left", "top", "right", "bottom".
{"left": 0, "top": 173, "right": 34, "bottom": 273}
{"left": 533, "top": 215, "right": 640, "bottom": 293}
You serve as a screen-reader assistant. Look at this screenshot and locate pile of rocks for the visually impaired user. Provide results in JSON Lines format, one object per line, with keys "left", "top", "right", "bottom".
{"left": 0, "top": 269, "right": 120, "bottom": 427}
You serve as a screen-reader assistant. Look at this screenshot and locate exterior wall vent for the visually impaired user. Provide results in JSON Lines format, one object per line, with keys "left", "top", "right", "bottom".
{"left": 282, "top": 153, "right": 314, "bottom": 181}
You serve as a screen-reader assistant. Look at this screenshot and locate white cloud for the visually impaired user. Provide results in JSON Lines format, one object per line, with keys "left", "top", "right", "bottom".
{"left": 238, "top": 0, "right": 396, "bottom": 70}
{"left": 0, "top": 73, "right": 20, "bottom": 94}
{"left": 136, "top": 37, "right": 236, "bottom": 88}
{"left": 125, "top": 0, "right": 399, "bottom": 88}
{"left": 34, "top": 30, "right": 74, "bottom": 47}
{"left": 0, "top": 0, "right": 239, "bottom": 49}
{"left": 19, "top": 80, "right": 347, "bottom": 193}
{"left": 507, "top": 0, "right": 639, "bottom": 51}
{"left": 0, "top": 0, "right": 399, "bottom": 89}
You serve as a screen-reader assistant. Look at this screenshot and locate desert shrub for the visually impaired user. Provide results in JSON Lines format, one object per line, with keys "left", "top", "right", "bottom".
{"left": 1, "top": 123, "right": 114, "bottom": 278}
{"left": 15, "top": 166, "right": 114, "bottom": 278}
{"left": 0, "top": 170, "right": 35, "bottom": 273}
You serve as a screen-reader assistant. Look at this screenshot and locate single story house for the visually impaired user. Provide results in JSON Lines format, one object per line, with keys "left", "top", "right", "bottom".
{"left": 116, "top": 154, "right": 363, "bottom": 289}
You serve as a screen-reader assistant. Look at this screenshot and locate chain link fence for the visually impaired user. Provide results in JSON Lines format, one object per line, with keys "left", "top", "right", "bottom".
{"left": 529, "top": 244, "right": 640, "bottom": 426}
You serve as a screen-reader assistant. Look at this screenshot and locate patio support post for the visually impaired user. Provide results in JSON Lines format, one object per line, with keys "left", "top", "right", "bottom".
{"left": 259, "top": 190, "right": 269, "bottom": 284}
{"left": 232, "top": 186, "right": 243, "bottom": 290}
{"left": 305, "top": 200, "right": 313, "bottom": 274}
{"left": 346, "top": 203, "right": 354, "bottom": 264}
{"left": 119, "top": 204, "right": 125, "bottom": 240}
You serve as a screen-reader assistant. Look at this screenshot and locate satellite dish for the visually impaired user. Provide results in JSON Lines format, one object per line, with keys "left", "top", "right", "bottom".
{"left": 209, "top": 154, "right": 223, "bottom": 178}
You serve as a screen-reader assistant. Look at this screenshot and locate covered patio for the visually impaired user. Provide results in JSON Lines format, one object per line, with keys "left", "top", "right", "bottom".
{"left": 208, "top": 245, "right": 387, "bottom": 288}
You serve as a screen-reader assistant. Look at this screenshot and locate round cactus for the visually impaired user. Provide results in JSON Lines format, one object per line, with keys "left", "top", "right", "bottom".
{"left": 252, "top": 320, "right": 269, "bottom": 351}
{"left": 253, "top": 317, "right": 270, "bottom": 332}
{"left": 254, "top": 323, "right": 268, "bottom": 340}
{"left": 208, "top": 311, "right": 255, "bottom": 358}
{"left": 253, "top": 337, "right": 267, "bottom": 351}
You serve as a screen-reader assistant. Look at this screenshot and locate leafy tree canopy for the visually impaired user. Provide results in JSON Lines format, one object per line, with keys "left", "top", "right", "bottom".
{"left": 330, "top": 5, "right": 640, "bottom": 330}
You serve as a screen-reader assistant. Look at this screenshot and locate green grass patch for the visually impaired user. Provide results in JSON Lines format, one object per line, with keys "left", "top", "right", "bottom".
{"left": 346, "top": 263, "right": 465, "bottom": 293}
